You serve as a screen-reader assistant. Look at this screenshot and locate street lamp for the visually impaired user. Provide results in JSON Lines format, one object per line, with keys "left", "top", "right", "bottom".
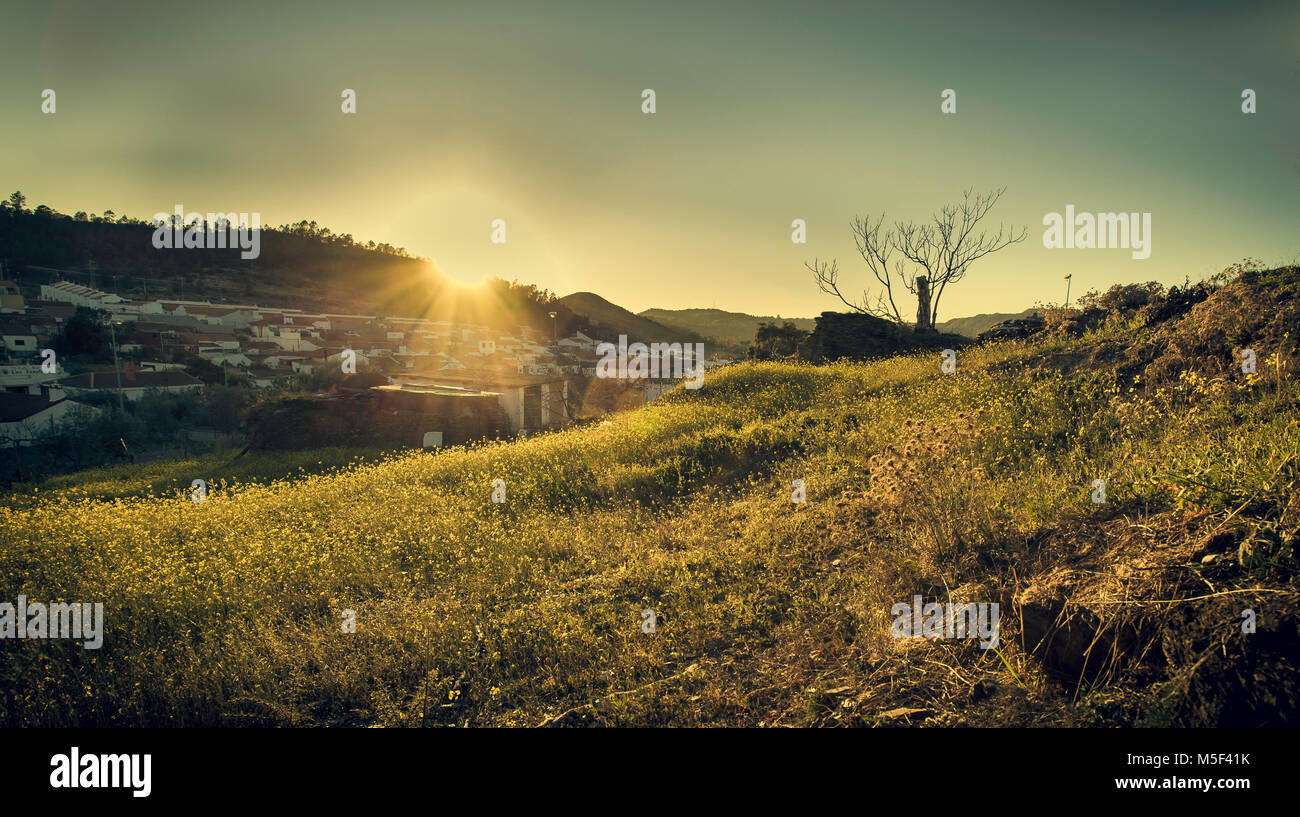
{"left": 1063, "top": 274, "right": 1073, "bottom": 309}
{"left": 548, "top": 311, "right": 557, "bottom": 344}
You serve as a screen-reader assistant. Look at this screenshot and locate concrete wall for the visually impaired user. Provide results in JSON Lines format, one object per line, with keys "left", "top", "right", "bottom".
{"left": 246, "top": 390, "right": 510, "bottom": 451}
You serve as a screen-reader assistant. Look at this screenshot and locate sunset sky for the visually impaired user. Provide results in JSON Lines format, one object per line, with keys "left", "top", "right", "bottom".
{"left": 2, "top": 0, "right": 1296, "bottom": 320}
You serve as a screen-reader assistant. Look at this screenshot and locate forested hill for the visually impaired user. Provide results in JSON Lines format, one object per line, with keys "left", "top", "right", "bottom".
{"left": 0, "top": 195, "right": 578, "bottom": 334}
{"left": 0, "top": 197, "right": 425, "bottom": 311}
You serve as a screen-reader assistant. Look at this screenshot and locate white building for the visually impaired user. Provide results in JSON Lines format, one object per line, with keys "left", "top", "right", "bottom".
{"left": 0, "top": 362, "right": 62, "bottom": 392}
{"left": 0, "top": 391, "right": 98, "bottom": 445}
{"left": 39, "top": 281, "right": 126, "bottom": 311}
{"left": 57, "top": 370, "right": 203, "bottom": 402}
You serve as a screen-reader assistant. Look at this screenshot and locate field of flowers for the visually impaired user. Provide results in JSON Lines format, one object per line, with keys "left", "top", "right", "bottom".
{"left": 2, "top": 271, "right": 1296, "bottom": 726}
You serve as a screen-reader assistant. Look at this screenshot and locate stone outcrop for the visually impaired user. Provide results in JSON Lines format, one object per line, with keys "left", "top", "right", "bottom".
{"left": 797, "top": 311, "right": 963, "bottom": 363}
{"left": 976, "top": 312, "right": 1043, "bottom": 342}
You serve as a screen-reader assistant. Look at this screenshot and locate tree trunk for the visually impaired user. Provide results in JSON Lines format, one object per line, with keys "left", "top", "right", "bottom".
{"left": 915, "top": 276, "right": 933, "bottom": 333}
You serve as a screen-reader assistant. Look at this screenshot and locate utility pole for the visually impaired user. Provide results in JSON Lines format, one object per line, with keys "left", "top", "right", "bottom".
{"left": 1064, "top": 274, "right": 1073, "bottom": 309}
{"left": 108, "top": 318, "right": 125, "bottom": 414}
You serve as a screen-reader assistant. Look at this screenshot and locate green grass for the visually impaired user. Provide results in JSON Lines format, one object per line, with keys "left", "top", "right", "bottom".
{"left": 0, "top": 446, "right": 395, "bottom": 509}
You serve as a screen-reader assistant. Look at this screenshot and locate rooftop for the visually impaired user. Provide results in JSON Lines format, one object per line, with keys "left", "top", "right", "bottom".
{"left": 374, "top": 383, "right": 502, "bottom": 398}
{"left": 0, "top": 392, "right": 67, "bottom": 422}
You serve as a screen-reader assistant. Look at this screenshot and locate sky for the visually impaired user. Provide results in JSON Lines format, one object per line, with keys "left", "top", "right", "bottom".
{"left": 1, "top": 0, "right": 1296, "bottom": 320}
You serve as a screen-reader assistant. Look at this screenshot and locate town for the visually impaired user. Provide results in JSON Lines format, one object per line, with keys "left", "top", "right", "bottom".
{"left": 0, "top": 273, "right": 727, "bottom": 458}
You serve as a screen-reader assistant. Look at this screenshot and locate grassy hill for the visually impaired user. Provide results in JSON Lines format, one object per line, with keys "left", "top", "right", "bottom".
{"left": 639, "top": 307, "right": 816, "bottom": 345}
{"left": 2, "top": 265, "right": 1296, "bottom": 727}
{"left": 558, "top": 291, "right": 710, "bottom": 346}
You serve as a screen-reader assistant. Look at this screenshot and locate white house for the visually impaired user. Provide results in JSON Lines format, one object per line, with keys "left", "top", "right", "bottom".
{"left": 0, "top": 328, "right": 38, "bottom": 355}
{"left": 0, "top": 391, "right": 98, "bottom": 445}
{"left": 198, "top": 349, "right": 253, "bottom": 368}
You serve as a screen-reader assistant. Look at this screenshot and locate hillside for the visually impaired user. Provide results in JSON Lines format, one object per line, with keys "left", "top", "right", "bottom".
{"left": 639, "top": 307, "right": 815, "bottom": 345}
{"left": 0, "top": 202, "right": 606, "bottom": 337}
{"left": 936, "top": 308, "right": 1039, "bottom": 338}
{"left": 2, "top": 264, "right": 1296, "bottom": 727}
{"left": 558, "top": 291, "right": 710, "bottom": 346}
{"left": 636, "top": 305, "right": 1035, "bottom": 344}
{"left": 0, "top": 203, "right": 433, "bottom": 315}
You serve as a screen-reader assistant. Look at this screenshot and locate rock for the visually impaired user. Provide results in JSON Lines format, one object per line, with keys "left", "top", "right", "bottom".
{"left": 878, "top": 706, "right": 931, "bottom": 722}
{"left": 797, "top": 311, "right": 960, "bottom": 363}
{"left": 977, "top": 313, "right": 1044, "bottom": 342}
{"left": 1053, "top": 307, "right": 1108, "bottom": 337}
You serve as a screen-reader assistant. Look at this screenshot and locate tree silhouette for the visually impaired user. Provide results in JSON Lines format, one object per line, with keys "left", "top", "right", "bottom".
{"left": 807, "top": 188, "right": 1026, "bottom": 331}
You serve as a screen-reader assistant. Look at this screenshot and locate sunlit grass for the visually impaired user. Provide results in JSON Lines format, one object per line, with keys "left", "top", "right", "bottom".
{"left": 1, "top": 329, "right": 1296, "bottom": 726}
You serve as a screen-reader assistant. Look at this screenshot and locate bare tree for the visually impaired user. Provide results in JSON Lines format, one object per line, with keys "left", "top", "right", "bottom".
{"left": 807, "top": 188, "right": 1026, "bottom": 332}
{"left": 806, "top": 212, "right": 912, "bottom": 322}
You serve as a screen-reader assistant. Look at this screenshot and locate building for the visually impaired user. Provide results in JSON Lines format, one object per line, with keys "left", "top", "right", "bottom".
{"left": 0, "top": 391, "right": 97, "bottom": 445}
{"left": 39, "top": 281, "right": 127, "bottom": 312}
{"left": 245, "top": 381, "right": 509, "bottom": 450}
{"left": 392, "top": 371, "right": 570, "bottom": 432}
{"left": 0, "top": 281, "right": 24, "bottom": 313}
{"left": 0, "top": 322, "right": 39, "bottom": 357}
{"left": 0, "top": 362, "right": 63, "bottom": 393}
{"left": 57, "top": 369, "right": 203, "bottom": 401}
{"left": 246, "top": 368, "right": 283, "bottom": 389}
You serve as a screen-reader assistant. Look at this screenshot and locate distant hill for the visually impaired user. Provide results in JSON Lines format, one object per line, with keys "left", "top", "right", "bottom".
{"left": 639, "top": 308, "right": 815, "bottom": 345}
{"left": 640, "top": 305, "right": 1038, "bottom": 344}
{"left": 558, "top": 292, "right": 709, "bottom": 346}
{"left": 936, "top": 308, "right": 1039, "bottom": 338}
